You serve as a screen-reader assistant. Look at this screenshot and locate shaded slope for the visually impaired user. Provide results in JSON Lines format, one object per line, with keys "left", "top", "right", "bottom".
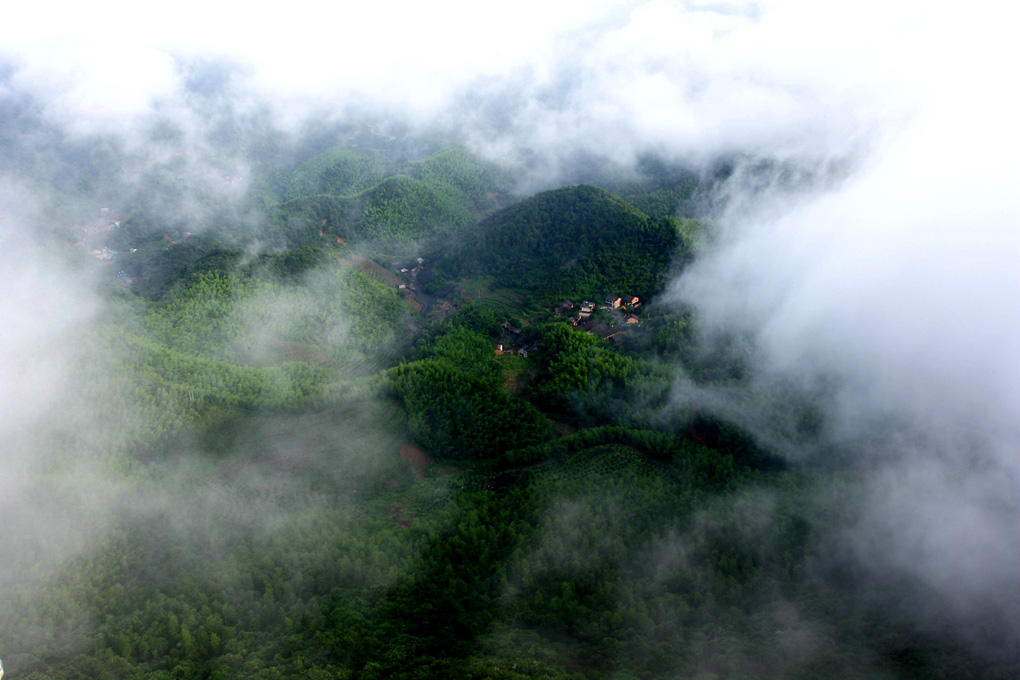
{"left": 436, "top": 184, "right": 686, "bottom": 301}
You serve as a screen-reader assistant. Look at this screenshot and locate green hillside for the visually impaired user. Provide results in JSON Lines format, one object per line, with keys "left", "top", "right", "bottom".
{"left": 270, "top": 146, "right": 512, "bottom": 247}
{"left": 359, "top": 174, "right": 476, "bottom": 240}
{"left": 434, "top": 184, "right": 689, "bottom": 301}
{"left": 410, "top": 145, "right": 514, "bottom": 213}
{"left": 285, "top": 146, "right": 388, "bottom": 199}
{"left": 2, "top": 277, "right": 999, "bottom": 679}
{"left": 0, "top": 144, "right": 1009, "bottom": 680}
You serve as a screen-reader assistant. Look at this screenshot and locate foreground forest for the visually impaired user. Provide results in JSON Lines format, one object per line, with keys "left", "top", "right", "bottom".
{"left": 0, "top": 135, "right": 1015, "bottom": 680}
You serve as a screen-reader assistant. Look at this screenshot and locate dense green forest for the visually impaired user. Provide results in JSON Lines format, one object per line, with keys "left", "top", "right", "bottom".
{"left": 428, "top": 185, "right": 689, "bottom": 302}
{"left": 0, "top": 140, "right": 1013, "bottom": 680}
{"left": 267, "top": 145, "right": 515, "bottom": 247}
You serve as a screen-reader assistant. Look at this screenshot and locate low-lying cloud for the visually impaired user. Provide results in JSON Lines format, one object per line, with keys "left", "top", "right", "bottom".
{"left": 668, "top": 2, "right": 1020, "bottom": 648}
{"left": 3, "top": 0, "right": 940, "bottom": 173}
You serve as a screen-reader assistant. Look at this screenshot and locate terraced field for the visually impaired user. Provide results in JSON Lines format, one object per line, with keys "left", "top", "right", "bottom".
{"left": 342, "top": 253, "right": 403, "bottom": 286}
{"left": 457, "top": 276, "right": 532, "bottom": 318}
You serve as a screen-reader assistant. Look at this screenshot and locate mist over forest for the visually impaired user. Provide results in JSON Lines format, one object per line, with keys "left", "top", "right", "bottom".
{"left": 1, "top": 1, "right": 1017, "bottom": 679}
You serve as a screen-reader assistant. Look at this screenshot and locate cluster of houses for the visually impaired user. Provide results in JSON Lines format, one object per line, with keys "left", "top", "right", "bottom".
{"left": 555, "top": 294, "right": 642, "bottom": 343}
{"left": 558, "top": 294, "right": 640, "bottom": 320}
{"left": 395, "top": 257, "right": 425, "bottom": 292}
{"left": 494, "top": 320, "right": 538, "bottom": 357}
{"left": 77, "top": 209, "right": 128, "bottom": 263}
{"left": 493, "top": 292, "right": 644, "bottom": 357}
{"left": 493, "top": 342, "right": 536, "bottom": 357}
{"left": 606, "top": 294, "right": 641, "bottom": 310}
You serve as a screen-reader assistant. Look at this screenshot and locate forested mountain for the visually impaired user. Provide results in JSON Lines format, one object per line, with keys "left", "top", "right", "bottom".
{"left": 284, "top": 147, "right": 390, "bottom": 199}
{"left": 0, "top": 138, "right": 1011, "bottom": 680}
{"left": 270, "top": 145, "right": 514, "bottom": 246}
{"left": 431, "top": 185, "right": 692, "bottom": 302}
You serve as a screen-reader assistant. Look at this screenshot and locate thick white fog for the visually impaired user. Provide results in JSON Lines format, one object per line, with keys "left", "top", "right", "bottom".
{"left": 3, "top": 1, "right": 940, "bottom": 161}
{"left": 663, "top": 1, "right": 1019, "bottom": 643}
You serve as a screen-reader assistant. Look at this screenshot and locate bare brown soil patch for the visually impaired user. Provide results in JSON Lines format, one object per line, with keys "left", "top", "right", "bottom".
{"left": 551, "top": 420, "right": 577, "bottom": 437}
{"left": 501, "top": 367, "right": 536, "bottom": 395}
{"left": 383, "top": 500, "right": 414, "bottom": 530}
{"left": 400, "top": 443, "right": 431, "bottom": 480}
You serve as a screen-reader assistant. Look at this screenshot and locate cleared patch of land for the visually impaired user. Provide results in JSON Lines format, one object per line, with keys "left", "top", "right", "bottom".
{"left": 400, "top": 443, "right": 431, "bottom": 480}
{"left": 456, "top": 276, "right": 532, "bottom": 319}
{"left": 342, "top": 253, "right": 402, "bottom": 286}
{"left": 343, "top": 253, "right": 424, "bottom": 311}
{"left": 266, "top": 338, "right": 334, "bottom": 365}
{"left": 499, "top": 356, "right": 535, "bottom": 395}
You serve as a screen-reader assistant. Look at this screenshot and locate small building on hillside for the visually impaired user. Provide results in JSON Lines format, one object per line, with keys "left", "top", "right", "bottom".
{"left": 622, "top": 295, "right": 640, "bottom": 307}
{"left": 604, "top": 295, "right": 622, "bottom": 309}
